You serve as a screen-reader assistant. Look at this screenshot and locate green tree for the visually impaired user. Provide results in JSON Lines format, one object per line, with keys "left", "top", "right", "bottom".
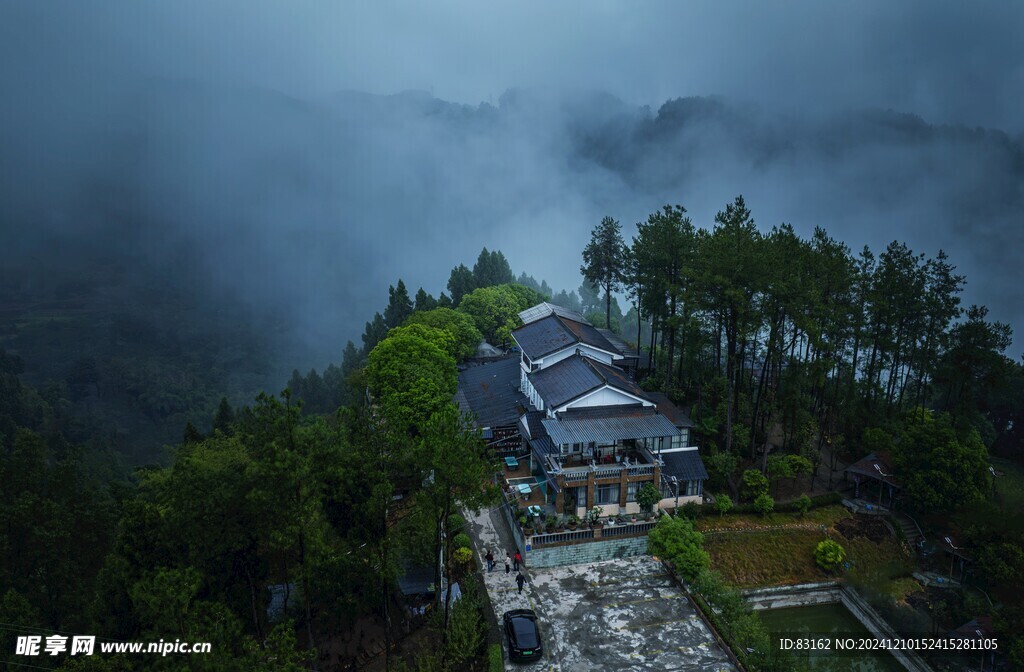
{"left": 447, "top": 264, "right": 475, "bottom": 306}
{"left": 741, "top": 469, "right": 769, "bottom": 501}
{"left": 753, "top": 492, "right": 775, "bottom": 517}
{"left": 647, "top": 515, "right": 709, "bottom": 581}
{"left": 361, "top": 312, "right": 389, "bottom": 353}
{"left": 457, "top": 284, "right": 540, "bottom": 345}
{"left": 471, "top": 248, "right": 514, "bottom": 288}
{"left": 366, "top": 325, "right": 457, "bottom": 431}
{"left": 714, "top": 494, "right": 733, "bottom": 517}
{"left": 384, "top": 279, "right": 414, "bottom": 329}
{"left": 406, "top": 308, "right": 484, "bottom": 362}
{"left": 415, "top": 287, "right": 438, "bottom": 311}
{"left": 893, "top": 410, "right": 988, "bottom": 512}
{"left": 794, "top": 493, "right": 812, "bottom": 516}
{"left": 409, "top": 404, "right": 498, "bottom": 665}
{"left": 213, "top": 396, "right": 235, "bottom": 433}
{"left": 581, "top": 216, "right": 628, "bottom": 330}
{"left": 636, "top": 482, "right": 661, "bottom": 514}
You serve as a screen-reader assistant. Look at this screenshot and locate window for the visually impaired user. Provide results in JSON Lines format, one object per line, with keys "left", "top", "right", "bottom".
{"left": 626, "top": 481, "right": 639, "bottom": 502}
{"left": 565, "top": 486, "right": 586, "bottom": 512}
{"left": 671, "top": 434, "right": 683, "bottom": 450}
{"left": 685, "top": 479, "right": 702, "bottom": 497}
{"left": 680, "top": 429, "right": 690, "bottom": 447}
{"left": 595, "top": 484, "right": 619, "bottom": 505}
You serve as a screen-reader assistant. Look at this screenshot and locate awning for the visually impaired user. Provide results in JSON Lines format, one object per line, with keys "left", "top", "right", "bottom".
{"left": 661, "top": 449, "right": 709, "bottom": 482}
{"left": 542, "top": 412, "right": 680, "bottom": 446}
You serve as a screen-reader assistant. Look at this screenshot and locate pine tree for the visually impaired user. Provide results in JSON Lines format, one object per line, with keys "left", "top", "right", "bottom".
{"left": 213, "top": 396, "right": 235, "bottom": 434}
{"left": 581, "top": 216, "right": 628, "bottom": 330}
{"left": 384, "top": 279, "right": 413, "bottom": 328}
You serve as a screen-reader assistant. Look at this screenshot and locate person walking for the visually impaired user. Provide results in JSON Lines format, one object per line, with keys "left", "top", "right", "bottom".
{"left": 516, "top": 571, "right": 526, "bottom": 594}
{"left": 513, "top": 550, "right": 522, "bottom": 571}
{"left": 485, "top": 549, "right": 494, "bottom": 572}
{"left": 504, "top": 553, "right": 512, "bottom": 574}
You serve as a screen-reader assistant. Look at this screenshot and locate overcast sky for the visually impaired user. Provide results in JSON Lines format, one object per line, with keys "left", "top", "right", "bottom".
{"left": 2, "top": 2, "right": 1023, "bottom": 366}
{"left": 6, "top": 1, "right": 1022, "bottom": 130}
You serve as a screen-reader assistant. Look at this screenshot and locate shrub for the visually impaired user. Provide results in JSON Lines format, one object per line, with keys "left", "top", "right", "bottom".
{"left": 453, "top": 547, "right": 474, "bottom": 566}
{"left": 741, "top": 469, "right": 769, "bottom": 501}
{"left": 815, "top": 539, "right": 846, "bottom": 571}
{"left": 714, "top": 494, "right": 734, "bottom": 517}
{"left": 447, "top": 514, "right": 466, "bottom": 534}
{"left": 452, "top": 533, "right": 471, "bottom": 550}
{"left": 680, "top": 501, "right": 700, "bottom": 520}
{"left": 794, "top": 493, "right": 812, "bottom": 516}
{"left": 753, "top": 492, "right": 775, "bottom": 516}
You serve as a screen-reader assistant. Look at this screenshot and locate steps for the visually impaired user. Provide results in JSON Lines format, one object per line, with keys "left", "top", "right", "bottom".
{"left": 895, "top": 511, "right": 925, "bottom": 550}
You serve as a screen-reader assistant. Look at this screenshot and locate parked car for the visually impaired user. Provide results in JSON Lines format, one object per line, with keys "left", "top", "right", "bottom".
{"left": 503, "top": 609, "right": 543, "bottom": 663}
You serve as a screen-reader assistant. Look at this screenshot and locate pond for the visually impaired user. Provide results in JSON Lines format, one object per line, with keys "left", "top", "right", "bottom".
{"left": 759, "top": 603, "right": 905, "bottom": 672}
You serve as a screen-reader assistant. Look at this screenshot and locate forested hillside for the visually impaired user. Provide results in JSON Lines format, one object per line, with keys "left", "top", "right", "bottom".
{"left": 3, "top": 208, "right": 1023, "bottom": 668}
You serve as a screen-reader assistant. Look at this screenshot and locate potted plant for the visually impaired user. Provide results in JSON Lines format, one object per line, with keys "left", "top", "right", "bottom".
{"left": 637, "top": 482, "right": 661, "bottom": 521}
{"left": 545, "top": 520, "right": 555, "bottom": 533}
{"left": 588, "top": 506, "right": 604, "bottom": 528}
{"left": 555, "top": 516, "right": 565, "bottom": 532}
{"left": 630, "top": 512, "right": 638, "bottom": 523}
{"left": 567, "top": 515, "right": 579, "bottom": 530}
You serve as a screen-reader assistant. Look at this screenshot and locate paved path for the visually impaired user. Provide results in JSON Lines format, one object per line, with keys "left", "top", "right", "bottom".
{"left": 465, "top": 505, "right": 735, "bottom": 671}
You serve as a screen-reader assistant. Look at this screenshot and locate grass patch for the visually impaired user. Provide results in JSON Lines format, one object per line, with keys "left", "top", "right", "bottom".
{"left": 704, "top": 506, "right": 911, "bottom": 590}
{"left": 705, "top": 529, "right": 828, "bottom": 587}
{"left": 487, "top": 643, "right": 502, "bottom": 672}
{"left": 696, "top": 504, "right": 851, "bottom": 532}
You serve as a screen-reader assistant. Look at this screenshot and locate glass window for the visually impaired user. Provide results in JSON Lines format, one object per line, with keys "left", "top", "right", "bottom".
{"left": 596, "top": 484, "right": 619, "bottom": 505}
{"left": 626, "top": 481, "right": 639, "bottom": 502}
{"left": 685, "top": 479, "right": 702, "bottom": 497}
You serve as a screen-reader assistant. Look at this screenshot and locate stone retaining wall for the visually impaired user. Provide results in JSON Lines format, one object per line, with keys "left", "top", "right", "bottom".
{"left": 525, "top": 535, "right": 649, "bottom": 568}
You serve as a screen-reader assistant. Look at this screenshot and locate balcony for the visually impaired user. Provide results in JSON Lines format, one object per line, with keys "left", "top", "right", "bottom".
{"left": 543, "top": 444, "right": 662, "bottom": 482}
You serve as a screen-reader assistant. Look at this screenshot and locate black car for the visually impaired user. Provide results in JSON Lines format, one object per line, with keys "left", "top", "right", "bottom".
{"left": 503, "top": 609, "right": 543, "bottom": 663}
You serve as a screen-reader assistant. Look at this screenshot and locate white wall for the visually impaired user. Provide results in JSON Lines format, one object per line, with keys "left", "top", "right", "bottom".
{"left": 558, "top": 385, "right": 652, "bottom": 412}
{"left": 536, "top": 344, "right": 616, "bottom": 369}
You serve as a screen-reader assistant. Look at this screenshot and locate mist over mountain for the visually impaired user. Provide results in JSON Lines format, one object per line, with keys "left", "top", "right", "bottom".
{"left": 3, "top": 81, "right": 1023, "bottom": 384}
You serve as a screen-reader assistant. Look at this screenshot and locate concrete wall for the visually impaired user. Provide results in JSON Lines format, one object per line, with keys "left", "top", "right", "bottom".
{"left": 745, "top": 582, "right": 843, "bottom": 610}
{"left": 526, "top": 535, "right": 649, "bottom": 568}
{"left": 742, "top": 583, "right": 933, "bottom": 672}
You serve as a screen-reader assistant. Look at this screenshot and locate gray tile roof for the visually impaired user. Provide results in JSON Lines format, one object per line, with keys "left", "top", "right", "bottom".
{"left": 528, "top": 354, "right": 648, "bottom": 409}
{"left": 520, "top": 410, "right": 547, "bottom": 439}
{"left": 596, "top": 328, "right": 638, "bottom": 358}
{"left": 529, "top": 355, "right": 602, "bottom": 408}
{"left": 542, "top": 409, "right": 680, "bottom": 445}
{"left": 512, "top": 314, "right": 618, "bottom": 360}
{"left": 519, "top": 302, "right": 591, "bottom": 326}
{"left": 456, "top": 356, "right": 527, "bottom": 428}
{"left": 661, "top": 450, "right": 709, "bottom": 482}
{"left": 644, "top": 392, "right": 694, "bottom": 428}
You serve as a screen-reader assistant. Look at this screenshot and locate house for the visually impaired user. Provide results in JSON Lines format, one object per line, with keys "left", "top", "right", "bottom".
{"left": 455, "top": 356, "right": 528, "bottom": 456}
{"left": 511, "top": 303, "right": 707, "bottom": 518}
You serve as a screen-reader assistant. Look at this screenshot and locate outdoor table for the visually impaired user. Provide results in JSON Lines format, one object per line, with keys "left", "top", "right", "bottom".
{"left": 517, "top": 483, "right": 532, "bottom": 498}
{"left": 505, "top": 456, "right": 519, "bottom": 469}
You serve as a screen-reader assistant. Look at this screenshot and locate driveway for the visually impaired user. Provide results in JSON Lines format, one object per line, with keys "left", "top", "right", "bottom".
{"left": 467, "top": 506, "right": 736, "bottom": 671}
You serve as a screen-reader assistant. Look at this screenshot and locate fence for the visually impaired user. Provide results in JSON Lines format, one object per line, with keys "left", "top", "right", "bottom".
{"left": 601, "top": 521, "right": 657, "bottom": 537}
{"left": 529, "top": 528, "right": 595, "bottom": 547}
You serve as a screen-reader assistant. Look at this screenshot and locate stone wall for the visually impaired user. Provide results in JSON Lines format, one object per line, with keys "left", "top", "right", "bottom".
{"left": 745, "top": 582, "right": 843, "bottom": 610}
{"left": 526, "top": 535, "right": 649, "bottom": 568}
